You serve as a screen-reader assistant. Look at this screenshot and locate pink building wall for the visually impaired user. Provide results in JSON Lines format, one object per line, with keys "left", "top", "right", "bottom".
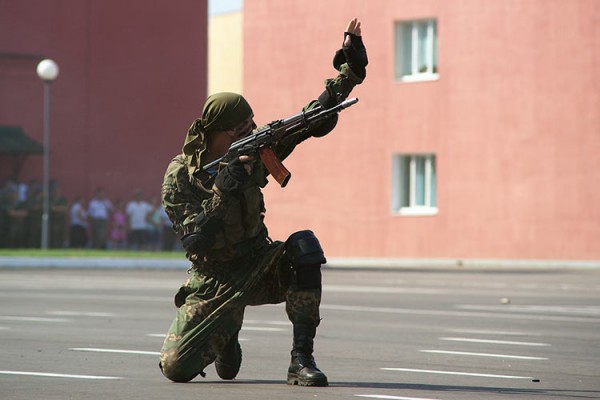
{"left": 0, "top": 0, "right": 207, "bottom": 203}
{"left": 243, "top": 0, "right": 600, "bottom": 260}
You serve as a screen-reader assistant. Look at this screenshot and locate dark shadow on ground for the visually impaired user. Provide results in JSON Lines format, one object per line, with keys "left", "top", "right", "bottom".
{"left": 199, "top": 379, "right": 600, "bottom": 399}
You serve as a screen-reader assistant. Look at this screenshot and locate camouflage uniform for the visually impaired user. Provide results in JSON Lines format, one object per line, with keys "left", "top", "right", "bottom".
{"left": 160, "top": 63, "right": 362, "bottom": 382}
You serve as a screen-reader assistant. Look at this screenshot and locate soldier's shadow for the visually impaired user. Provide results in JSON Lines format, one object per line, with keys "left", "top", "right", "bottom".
{"left": 218, "top": 380, "right": 600, "bottom": 399}
{"left": 332, "top": 381, "right": 585, "bottom": 397}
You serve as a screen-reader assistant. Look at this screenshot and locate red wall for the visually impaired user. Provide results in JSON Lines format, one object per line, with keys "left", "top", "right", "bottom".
{"left": 244, "top": 0, "right": 600, "bottom": 260}
{"left": 0, "top": 0, "right": 207, "bottom": 203}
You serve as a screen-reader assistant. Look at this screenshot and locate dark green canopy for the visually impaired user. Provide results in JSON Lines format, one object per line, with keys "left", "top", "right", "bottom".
{"left": 0, "top": 126, "right": 43, "bottom": 154}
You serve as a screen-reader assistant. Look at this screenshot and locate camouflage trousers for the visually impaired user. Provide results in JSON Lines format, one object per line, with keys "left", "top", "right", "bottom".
{"left": 159, "top": 240, "right": 321, "bottom": 382}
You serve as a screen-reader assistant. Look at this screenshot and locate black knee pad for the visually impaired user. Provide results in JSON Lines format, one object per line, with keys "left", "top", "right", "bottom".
{"left": 286, "top": 230, "right": 326, "bottom": 290}
{"left": 286, "top": 230, "right": 326, "bottom": 266}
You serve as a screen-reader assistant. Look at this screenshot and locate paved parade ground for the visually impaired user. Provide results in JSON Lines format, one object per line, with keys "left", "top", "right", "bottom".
{"left": 0, "top": 264, "right": 599, "bottom": 400}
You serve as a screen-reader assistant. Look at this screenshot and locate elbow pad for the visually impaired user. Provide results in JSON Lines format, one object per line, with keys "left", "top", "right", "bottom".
{"left": 181, "top": 232, "right": 214, "bottom": 255}
{"left": 181, "top": 212, "right": 223, "bottom": 254}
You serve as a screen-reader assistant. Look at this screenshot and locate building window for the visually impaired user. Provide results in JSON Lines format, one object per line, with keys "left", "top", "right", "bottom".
{"left": 394, "top": 19, "right": 438, "bottom": 82}
{"left": 392, "top": 154, "right": 437, "bottom": 215}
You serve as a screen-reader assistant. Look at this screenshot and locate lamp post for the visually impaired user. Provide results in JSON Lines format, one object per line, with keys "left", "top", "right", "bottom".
{"left": 36, "top": 59, "right": 59, "bottom": 250}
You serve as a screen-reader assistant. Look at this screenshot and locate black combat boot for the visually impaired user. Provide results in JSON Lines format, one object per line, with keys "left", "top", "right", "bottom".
{"left": 287, "top": 323, "right": 328, "bottom": 386}
{"left": 215, "top": 331, "right": 242, "bottom": 380}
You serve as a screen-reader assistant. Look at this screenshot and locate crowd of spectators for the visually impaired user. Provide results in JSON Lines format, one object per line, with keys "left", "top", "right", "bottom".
{"left": 0, "top": 179, "right": 179, "bottom": 251}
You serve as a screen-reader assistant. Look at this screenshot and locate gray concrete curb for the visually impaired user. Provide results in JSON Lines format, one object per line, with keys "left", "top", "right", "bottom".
{"left": 0, "top": 256, "right": 599, "bottom": 270}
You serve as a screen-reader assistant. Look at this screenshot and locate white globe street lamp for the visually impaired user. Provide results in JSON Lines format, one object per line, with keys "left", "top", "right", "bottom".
{"left": 36, "top": 58, "right": 59, "bottom": 250}
{"left": 37, "top": 59, "right": 60, "bottom": 81}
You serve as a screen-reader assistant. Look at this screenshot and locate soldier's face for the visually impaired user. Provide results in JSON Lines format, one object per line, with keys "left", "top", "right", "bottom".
{"left": 231, "top": 115, "right": 256, "bottom": 140}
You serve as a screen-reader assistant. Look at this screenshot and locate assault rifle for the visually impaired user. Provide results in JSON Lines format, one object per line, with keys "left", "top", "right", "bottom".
{"left": 203, "top": 97, "right": 358, "bottom": 187}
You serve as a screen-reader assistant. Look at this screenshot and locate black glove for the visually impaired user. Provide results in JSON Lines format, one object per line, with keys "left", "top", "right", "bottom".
{"left": 333, "top": 32, "right": 368, "bottom": 79}
{"left": 214, "top": 157, "right": 250, "bottom": 195}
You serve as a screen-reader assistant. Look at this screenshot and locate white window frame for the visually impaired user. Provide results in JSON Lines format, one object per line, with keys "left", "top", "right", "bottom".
{"left": 394, "top": 19, "right": 439, "bottom": 82}
{"left": 391, "top": 154, "right": 438, "bottom": 216}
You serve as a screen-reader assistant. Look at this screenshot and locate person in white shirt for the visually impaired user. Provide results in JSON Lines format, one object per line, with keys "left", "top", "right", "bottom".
{"left": 88, "top": 187, "right": 113, "bottom": 249}
{"left": 125, "top": 189, "right": 154, "bottom": 250}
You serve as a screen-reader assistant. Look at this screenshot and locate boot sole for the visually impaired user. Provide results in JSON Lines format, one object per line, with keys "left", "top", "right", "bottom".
{"left": 286, "top": 373, "right": 328, "bottom": 387}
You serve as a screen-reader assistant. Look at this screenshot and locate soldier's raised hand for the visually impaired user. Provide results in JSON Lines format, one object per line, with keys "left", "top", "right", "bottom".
{"left": 333, "top": 18, "right": 368, "bottom": 80}
{"left": 344, "top": 18, "right": 362, "bottom": 45}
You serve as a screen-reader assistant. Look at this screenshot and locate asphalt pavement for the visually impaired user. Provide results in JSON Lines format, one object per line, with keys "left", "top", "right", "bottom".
{"left": 0, "top": 265, "right": 599, "bottom": 400}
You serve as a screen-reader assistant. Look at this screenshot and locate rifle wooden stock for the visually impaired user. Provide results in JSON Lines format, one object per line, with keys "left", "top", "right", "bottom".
{"left": 259, "top": 147, "right": 291, "bottom": 187}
